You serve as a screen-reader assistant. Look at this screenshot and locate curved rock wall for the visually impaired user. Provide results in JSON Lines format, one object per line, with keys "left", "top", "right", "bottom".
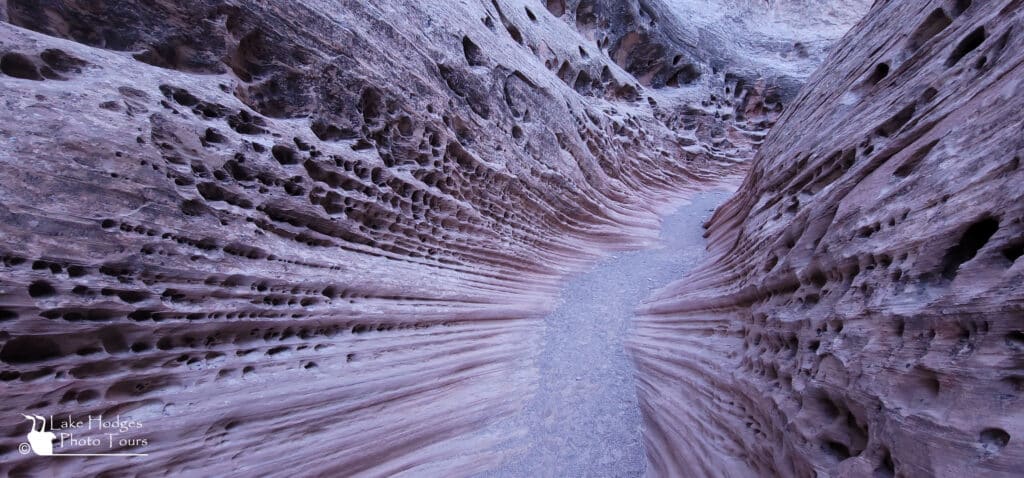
{"left": 552, "top": 0, "right": 870, "bottom": 99}
{"left": 634, "top": 1, "right": 1024, "bottom": 476}
{"left": 0, "top": 0, "right": 864, "bottom": 476}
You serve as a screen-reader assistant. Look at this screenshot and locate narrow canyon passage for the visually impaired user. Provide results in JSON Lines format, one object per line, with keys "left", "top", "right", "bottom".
{"left": 483, "top": 188, "right": 735, "bottom": 477}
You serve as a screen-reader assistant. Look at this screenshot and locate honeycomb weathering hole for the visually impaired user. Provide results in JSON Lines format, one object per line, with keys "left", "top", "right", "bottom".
{"left": 941, "top": 216, "right": 999, "bottom": 279}
{"left": 0, "top": 52, "right": 41, "bottom": 80}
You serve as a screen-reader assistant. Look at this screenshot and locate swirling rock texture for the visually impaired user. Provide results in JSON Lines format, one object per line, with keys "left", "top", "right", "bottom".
{"left": 635, "top": 0, "right": 1024, "bottom": 477}
{"left": 0, "top": 0, "right": 870, "bottom": 476}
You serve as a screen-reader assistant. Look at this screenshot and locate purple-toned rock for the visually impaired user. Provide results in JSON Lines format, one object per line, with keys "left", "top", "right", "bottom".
{"left": 634, "top": 1, "right": 1024, "bottom": 476}
{"left": 0, "top": 0, "right": 866, "bottom": 475}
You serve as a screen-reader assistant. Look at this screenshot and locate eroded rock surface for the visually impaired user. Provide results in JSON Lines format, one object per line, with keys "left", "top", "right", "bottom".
{"left": 635, "top": 1, "right": 1024, "bottom": 476}
{"left": 0, "top": 0, "right": 864, "bottom": 476}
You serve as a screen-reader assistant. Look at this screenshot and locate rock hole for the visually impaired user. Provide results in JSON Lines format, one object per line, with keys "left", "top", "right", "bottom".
{"left": 875, "top": 103, "right": 916, "bottom": 138}
{"left": 979, "top": 428, "right": 1010, "bottom": 453}
{"left": 397, "top": 116, "right": 413, "bottom": 136}
{"left": 0, "top": 53, "right": 42, "bottom": 80}
{"left": 905, "top": 8, "right": 952, "bottom": 54}
{"left": 358, "top": 88, "right": 383, "bottom": 124}
{"left": 28, "top": 280, "right": 56, "bottom": 298}
{"left": 920, "top": 86, "right": 939, "bottom": 102}
{"left": 180, "top": 199, "right": 207, "bottom": 217}
{"left": 1001, "top": 376, "right": 1024, "bottom": 393}
{"left": 941, "top": 217, "right": 999, "bottom": 279}
{"left": 666, "top": 64, "right": 700, "bottom": 87}
{"left": 822, "top": 441, "right": 851, "bottom": 461}
{"left": 157, "top": 337, "right": 174, "bottom": 350}
{"left": 524, "top": 7, "right": 536, "bottom": 21}
{"left": 116, "top": 290, "right": 150, "bottom": 303}
{"left": 573, "top": 70, "right": 593, "bottom": 94}
{"left": 546, "top": 0, "right": 565, "bottom": 16}
{"left": 1002, "top": 243, "right": 1024, "bottom": 262}
{"left": 266, "top": 346, "right": 289, "bottom": 356}
{"left": 462, "top": 36, "right": 485, "bottom": 66}
{"left": 952, "top": 0, "right": 972, "bottom": 16}
{"left": 506, "top": 24, "right": 523, "bottom": 45}
{"left": 174, "top": 90, "right": 198, "bottom": 106}
{"left": 1005, "top": 331, "right": 1024, "bottom": 350}
{"left": 946, "top": 26, "right": 986, "bottom": 67}
{"left": 311, "top": 121, "right": 357, "bottom": 141}
{"left": 815, "top": 395, "right": 841, "bottom": 420}
{"left": 98, "top": 327, "right": 128, "bottom": 353}
{"left": 924, "top": 371, "right": 941, "bottom": 395}
{"left": 868, "top": 63, "right": 890, "bottom": 85}
{"left": 1, "top": 336, "right": 62, "bottom": 364}
{"left": 40, "top": 49, "right": 86, "bottom": 73}
{"left": 203, "top": 128, "right": 226, "bottom": 144}
{"left": 271, "top": 144, "right": 299, "bottom": 165}
{"left": 893, "top": 139, "right": 939, "bottom": 177}
{"left": 874, "top": 448, "right": 895, "bottom": 478}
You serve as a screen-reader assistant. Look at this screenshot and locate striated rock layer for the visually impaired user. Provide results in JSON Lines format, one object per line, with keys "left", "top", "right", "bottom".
{"left": 634, "top": 1, "right": 1024, "bottom": 476}
{"left": 0, "top": 0, "right": 868, "bottom": 476}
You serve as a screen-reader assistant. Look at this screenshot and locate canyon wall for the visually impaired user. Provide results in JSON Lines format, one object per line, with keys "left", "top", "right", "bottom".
{"left": 634, "top": 0, "right": 1024, "bottom": 476}
{"left": 0, "top": 0, "right": 867, "bottom": 476}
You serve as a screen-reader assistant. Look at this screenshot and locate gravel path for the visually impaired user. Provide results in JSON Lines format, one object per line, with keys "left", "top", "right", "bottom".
{"left": 481, "top": 188, "right": 734, "bottom": 478}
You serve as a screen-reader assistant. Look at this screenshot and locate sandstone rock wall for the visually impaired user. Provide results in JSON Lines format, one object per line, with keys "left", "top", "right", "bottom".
{"left": 0, "top": 0, "right": 864, "bottom": 476}
{"left": 549, "top": 0, "right": 869, "bottom": 99}
{"left": 634, "top": 1, "right": 1024, "bottom": 476}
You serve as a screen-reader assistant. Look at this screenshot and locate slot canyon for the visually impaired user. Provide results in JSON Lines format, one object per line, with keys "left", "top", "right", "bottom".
{"left": 0, "top": 0, "right": 1022, "bottom": 476}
